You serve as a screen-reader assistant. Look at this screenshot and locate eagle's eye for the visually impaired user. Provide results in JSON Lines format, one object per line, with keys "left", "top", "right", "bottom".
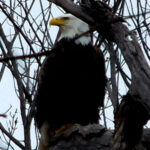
{"left": 62, "top": 17, "right": 69, "bottom": 20}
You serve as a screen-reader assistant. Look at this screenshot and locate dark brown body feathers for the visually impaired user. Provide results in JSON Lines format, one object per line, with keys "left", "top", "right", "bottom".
{"left": 35, "top": 38, "right": 106, "bottom": 131}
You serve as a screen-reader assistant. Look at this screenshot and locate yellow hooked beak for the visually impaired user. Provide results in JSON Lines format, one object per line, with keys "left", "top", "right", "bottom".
{"left": 49, "top": 17, "right": 68, "bottom": 26}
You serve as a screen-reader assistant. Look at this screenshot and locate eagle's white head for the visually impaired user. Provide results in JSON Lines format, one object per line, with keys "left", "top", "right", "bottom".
{"left": 49, "top": 14, "right": 91, "bottom": 45}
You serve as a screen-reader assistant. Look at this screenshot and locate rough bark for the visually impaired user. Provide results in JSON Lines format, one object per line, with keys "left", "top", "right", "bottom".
{"left": 48, "top": 124, "right": 150, "bottom": 150}
{"left": 49, "top": 124, "right": 112, "bottom": 150}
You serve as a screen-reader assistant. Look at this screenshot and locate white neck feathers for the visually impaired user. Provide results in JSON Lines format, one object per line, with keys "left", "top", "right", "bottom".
{"left": 59, "top": 15, "right": 91, "bottom": 45}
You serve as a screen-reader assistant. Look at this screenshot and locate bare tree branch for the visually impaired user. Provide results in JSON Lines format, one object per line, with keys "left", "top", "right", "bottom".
{"left": 0, "top": 123, "right": 25, "bottom": 150}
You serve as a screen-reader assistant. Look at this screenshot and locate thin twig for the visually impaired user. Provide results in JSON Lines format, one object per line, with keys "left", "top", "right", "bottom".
{"left": 0, "top": 51, "right": 52, "bottom": 62}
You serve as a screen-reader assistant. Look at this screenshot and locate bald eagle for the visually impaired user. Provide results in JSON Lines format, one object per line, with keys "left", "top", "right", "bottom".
{"left": 35, "top": 14, "right": 106, "bottom": 150}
